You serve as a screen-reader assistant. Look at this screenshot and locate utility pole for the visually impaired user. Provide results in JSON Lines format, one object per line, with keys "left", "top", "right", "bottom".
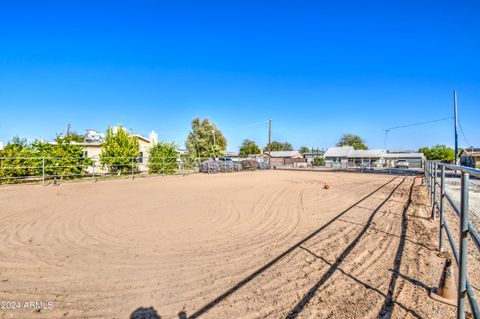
{"left": 268, "top": 119, "right": 272, "bottom": 165}
{"left": 454, "top": 90, "right": 459, "bottom": 165}
{"left": 66, "top": 123, "right": 71, "bottom": 137}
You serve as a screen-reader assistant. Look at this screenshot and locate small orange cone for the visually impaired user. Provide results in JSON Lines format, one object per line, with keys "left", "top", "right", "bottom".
{"left": 430, "top": 258, "right": 457, "bottom": 306}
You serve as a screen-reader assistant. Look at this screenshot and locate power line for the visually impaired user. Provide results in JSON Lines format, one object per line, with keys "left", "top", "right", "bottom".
{"left": 384, "top": 116, "right": 453, "bottom": 132}
{"left": 383, "top": 116, "right": 453, "bottom": 149}
{"left": 458, "top": 120, "right": 472, "bottom": 147}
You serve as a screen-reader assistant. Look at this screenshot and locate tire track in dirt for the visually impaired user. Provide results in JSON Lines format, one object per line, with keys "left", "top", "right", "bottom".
{"left": 186, "top": 176, "right": 400, "bottom": 319}
{"left": 284, "top": 177, "right": 409, "bottom": 318}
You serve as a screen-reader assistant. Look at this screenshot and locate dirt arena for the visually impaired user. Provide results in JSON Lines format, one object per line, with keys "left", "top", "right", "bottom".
{"left": 0, "top": 170, "right": 473, "bottom": 318}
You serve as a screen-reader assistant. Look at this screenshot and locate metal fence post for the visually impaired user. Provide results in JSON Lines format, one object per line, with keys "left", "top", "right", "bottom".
{"left": 162, "top": 157, "right": 165, "bottom": 177}
{"left": 432, "top": 163, "right": 437, "bottom": 220}
{"left": 92, "top": 161, "right": 95, "bottom": 181}
{"left": 457, "top": 172, "right": 469, "bottom": 319}
{"left": 131, "top": 157, "right": 134, "bottom": 180}
{"left": 42, "top": 157, "right": 45, "bottom": 184}
{"left": 439, "top": 165, "right": 445, "bottom": 252}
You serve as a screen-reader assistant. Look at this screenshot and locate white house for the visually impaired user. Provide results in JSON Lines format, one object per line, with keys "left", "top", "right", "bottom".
{"left": 324, "top": 146, "right": 425, "bottom": 168}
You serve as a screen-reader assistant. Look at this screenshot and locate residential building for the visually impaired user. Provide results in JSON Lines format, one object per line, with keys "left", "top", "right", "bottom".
{"left": 303, "top": 150, "right": 325, "bottom": 165}
{"left": 323, "top": 146, "right": 425, "bottom": 168}
{"left": 264, "top": 150, "right": 305, "bottom": 166}
{"left": 460, "top": 147, "right": 480, "bottom": 168}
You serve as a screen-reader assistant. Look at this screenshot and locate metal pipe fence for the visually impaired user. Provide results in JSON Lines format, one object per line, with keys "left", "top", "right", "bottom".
{"left": 425, "top": 161, "right": 480, "bottom": 319}
{"left": 0, "top": 155, "right": 271, "bottom": 184}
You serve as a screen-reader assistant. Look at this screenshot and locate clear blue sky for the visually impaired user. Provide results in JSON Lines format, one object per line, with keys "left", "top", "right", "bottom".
{"left": 1, "top": 1, "right": 479, "bottom": 152}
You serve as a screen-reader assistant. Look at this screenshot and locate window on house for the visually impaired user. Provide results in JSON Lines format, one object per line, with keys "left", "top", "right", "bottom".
{"left": 138, "top": 152, "right": 143, "bottom": 163}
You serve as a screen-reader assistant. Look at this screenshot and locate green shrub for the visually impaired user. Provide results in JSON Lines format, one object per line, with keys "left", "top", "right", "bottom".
{"left": 313, "top": 157, "right": 325, "bottom": 166}
{"left": 148, "top": 142, "right": 178, "bottom": 174}
{"left": 99, "top": 126, "right": 139, "bottom": 172}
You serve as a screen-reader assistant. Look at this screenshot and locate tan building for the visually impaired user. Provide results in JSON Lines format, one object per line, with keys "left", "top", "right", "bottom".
{"left": 263, "top": 151, "right": 305, "bottom": 166}
{"left": 460, "top": 147, "right": 480, "bottom": 168}
{"left": 79, "top": 129, "right": 158, "bottom": 173}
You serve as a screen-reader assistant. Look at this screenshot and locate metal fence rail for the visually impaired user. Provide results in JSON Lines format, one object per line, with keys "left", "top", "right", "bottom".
{"left": 0, "top": 155, "right": 270, "bottom": 184}
{"left": 425, "top": 161, "right": 480, "bottom": 319}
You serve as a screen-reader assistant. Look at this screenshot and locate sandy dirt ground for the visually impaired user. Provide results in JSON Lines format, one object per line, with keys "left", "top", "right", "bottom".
{"left": 0, "top": 171, "right": 478, "bottom": 318}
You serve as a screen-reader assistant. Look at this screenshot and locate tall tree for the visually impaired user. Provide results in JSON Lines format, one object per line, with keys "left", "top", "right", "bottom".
{"left": 266, "top": 141, "right": 293, "bottom": 152}
{"left": 100, "top": 126, "right": 140, "bottom": 172}
{"left": 239, "top": 139, "right": 261, "bottom": 156}
{"left": 336, "top": 134, "right": 368, "bottom": 150}
{"left": 419, "top": 145, "right": 455, "bottom": 161}
{"left": 298, "top": 146, "right": 311, "bottom": 153}
{"left": 186, "top": 118, "right": 227, "bottom": 157}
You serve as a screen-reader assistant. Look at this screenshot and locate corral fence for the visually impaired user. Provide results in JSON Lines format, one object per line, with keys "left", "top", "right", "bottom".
{"left": 425, "top": 161, "right": 480, "bottom": 319}
{"left": 0, "top": 155, "right": 270, "bottom": 184}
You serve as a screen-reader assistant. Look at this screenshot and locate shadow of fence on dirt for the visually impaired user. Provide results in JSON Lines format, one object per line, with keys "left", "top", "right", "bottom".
{"left": 285, "top": 177, "right": 408, "bottom": 318}
{"left": 378, "top": 178, "right": 416, "bottom": 318}
{"left": 184, "top": 176, "right": 400, "bottom": 319}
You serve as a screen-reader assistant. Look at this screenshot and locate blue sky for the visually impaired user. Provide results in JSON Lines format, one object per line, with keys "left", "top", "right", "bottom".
{"left": 1, "top": 1, "right": 479, "bottom": 152}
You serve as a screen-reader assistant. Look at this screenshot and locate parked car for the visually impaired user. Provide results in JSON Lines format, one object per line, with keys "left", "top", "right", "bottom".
{"left": 217, "top": 157, "right": 234, "bottom": 163}
{"left": 394, "top": 159, "right": 409, "bottom": 169}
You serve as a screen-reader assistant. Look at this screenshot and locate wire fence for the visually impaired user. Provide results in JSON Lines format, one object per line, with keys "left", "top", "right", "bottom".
{"left": 0, "top": 155, "right": 271, "bottom": 184}
{"left": 425, "top": 161, "right": 480, "bottom": 319}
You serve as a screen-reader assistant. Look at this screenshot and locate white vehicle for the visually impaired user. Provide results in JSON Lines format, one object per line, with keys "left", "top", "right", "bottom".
{"left": 394, "top": 159, "right": 409, "bottom": 169}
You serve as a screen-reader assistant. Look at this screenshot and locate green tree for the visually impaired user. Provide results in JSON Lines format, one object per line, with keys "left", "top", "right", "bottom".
{"left": 68, "top": 131, "right": 85, "bottom": 142}
{"left": 0, "top": 137, "right": 36, "bottom": 181}
{"left": 148, "top": 142, "right": 178, "bottom": 174}
{"left": 31, "top": 135, "right": 92, "bottom": 178}
{"left": 419, "top": 145, "right": 454, "bottom": 161}
{"left": 266, "top": 141, "right": 293, "bottom": 152}
{"left": 100, "top": 126, "right": 140, "bottom": 172}
{"left": 298, "top": 146, "right": 311, "bottom": 153}
{"left": 0, "top": 135, "right": 91, "bottom": 182}
{"left": 336, "top": 134, "right": 368, "bottom": 150}
{"left": 186, "top": 118, "right": 227, "bottom": 158}
{"left": 239, "top": 139, "right": 261, "bottom": 156}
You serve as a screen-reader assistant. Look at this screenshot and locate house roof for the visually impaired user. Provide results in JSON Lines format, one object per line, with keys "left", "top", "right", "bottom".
{"left": 324, "top": 146, "right": 354, "bottom": 157}
{"left": 131, "top": 134, "right": 151, "bottom": 143}
{"left": 267, "top": 151, "right": 303, "bottom": 158}
{"left": 350, "top": 149, "right": 386, "bottom": 158}
{"left": 384, "top": 152, "right": 425, "bottom": 158}
{"left": 461, "top": 147, "right": 480, "bottom": 156}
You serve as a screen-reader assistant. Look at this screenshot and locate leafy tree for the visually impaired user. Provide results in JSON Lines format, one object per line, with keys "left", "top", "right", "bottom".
{"left": 186, "top": 118, "right": 227, "bottom": 158}
{"left": 31, "top": 135, "right": 92, "bottom": 177}
{"left": 100, "top": 126, "right": 140, "bottom": 172}
{"left": 239, "top": 139, "right": 261, "bottom": 156}
{"left": 0, "top": 137, "right": 36, "bottom": 180}
{"left": 68, "top": 131, "right": 85, "bottom": 142}
{"left": 148, "top": 142, "right": 178, "bottom": 174}
{"left": 298, "top": 146, "right": 311, "bottom": 153}
{"left": 0, "top": 135, "right": 91, "bottom": 182}
{"left": 266, "top": 141, "right": 293, "bottom": 152}
{"left": 336, "top": 134, "right": 368, "bottom": 150}
{"left": 419, "top": 145, "right": 455, "bottom": 161}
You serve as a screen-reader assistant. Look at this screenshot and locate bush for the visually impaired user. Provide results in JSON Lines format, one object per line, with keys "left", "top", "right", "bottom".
{"left": 313, "top": 157, "right": 325, "bottom": 166}
{"left": 199, "top": 159, "right": 220, "bottom": 173}
{"left": 148, "top": 142, "right": 178, "bottom": 174}
{"left": 99, "top": 126, "right": 139, "bottom": 173}
{"left": 0, "top": 136, "right": 91, "bottom": 183}
{"left": 257, "top": 161, "right": 270, "bottom": 170}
